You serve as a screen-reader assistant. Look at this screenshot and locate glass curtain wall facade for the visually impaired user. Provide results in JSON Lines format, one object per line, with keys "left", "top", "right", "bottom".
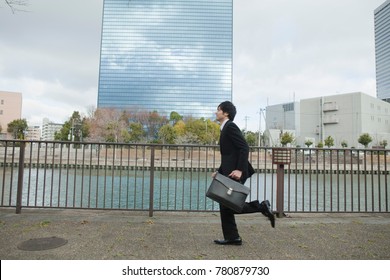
{"left": 98, "top": 0, "right": 232, "bottom": 119}
{"left": 375, "top": 0, "right": 390, "bottom": 102}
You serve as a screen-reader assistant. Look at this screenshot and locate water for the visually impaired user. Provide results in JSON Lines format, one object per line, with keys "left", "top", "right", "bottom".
{"left": 0, "top": 168, "right": 388, "bottom": 212}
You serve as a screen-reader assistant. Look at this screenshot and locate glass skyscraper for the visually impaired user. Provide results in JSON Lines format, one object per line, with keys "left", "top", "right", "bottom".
{"left": 375, "top": 0, "right": 390, "bottom": 102}
{"left": 97, "top": 0, "right": 232, "bottom": 119}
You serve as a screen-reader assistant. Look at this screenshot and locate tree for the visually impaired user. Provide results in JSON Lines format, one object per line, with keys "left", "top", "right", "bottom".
{"left": 380, "top": 140, "right": 388, "bottom": 149}
{"left": 175, "top": 132, "right": 199, "bottom": 145}
{"left": 304, "top": 140, "right": 313, "bottom": 148}
{"left": 55, "top": 111, "right": 89, "bottom": 142}
{"left": 127, "top": 122, "right": 145, "bottom": 143}
{"left": 280, "top": 132, "right": 294, "bottom": 147}
{"left": 341, "top": 140, "right": 348, "bottom": 148}
{"left": 158, "top": 124, "right": 176, "bottom": 144}
{"left": 245, "top": 131, "right": 257, "bottom": 146}
{"left": 120, "top": 122, "right": 146, "bottom": 143}
{"left": 173, "top": 120, "right": 186, "bottom": 137}
{"left": 84, "top": 108, "right": 131, "bottom": 142}
{"left": 324, "top": 136, "right": 334, "bottom": 148}
{"left": 169, "top": 111, "right": 183, "bottom": 125}
{"left": 7, "top": 119, "right": 28, "bottom": 139}
{"left": 203, "top": 119, "right": 219, "bottom": 145}
{"left": 358, "top": 133, "right": 372, "bottom": 148}
{"left": 2, "top": 0, "right": 29, "bottom": 13}
{"left": 183, "top": 118, "right": 219, "bottom": 145}
{"left": 129, "top": 110, "right": 168, "bottom": 141}
{"left": 147, "top": 111, "right": 168, "bottom": 140}
{"left": 184, "top": 118, "right": 202, "bottom": 137}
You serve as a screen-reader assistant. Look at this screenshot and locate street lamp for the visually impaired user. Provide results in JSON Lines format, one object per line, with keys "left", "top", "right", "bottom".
{"left": 67, "top": 131, "right": 74, "bottom": 141}
{"left": 68, "top": 119, "right": 75, "bottom": 142}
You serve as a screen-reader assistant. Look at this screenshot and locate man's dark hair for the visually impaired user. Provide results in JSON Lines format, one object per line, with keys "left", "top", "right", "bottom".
{"left": 218, "top": 101, "right": 237, "bottom": 121}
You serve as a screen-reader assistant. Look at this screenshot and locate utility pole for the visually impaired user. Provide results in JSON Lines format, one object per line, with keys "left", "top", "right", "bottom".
{"left": 261, "top": 108, "right": 271, "bottom": 146}
{"left": 258, "top": 108, "right": 264, "bottom": 146}
{"left": 244, "top": 116, "right": 250, "bottom": 132}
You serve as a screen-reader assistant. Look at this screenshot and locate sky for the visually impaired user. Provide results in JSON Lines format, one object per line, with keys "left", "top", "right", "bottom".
{"left": 0, "top": 0, "right": 386, "bottom": 132}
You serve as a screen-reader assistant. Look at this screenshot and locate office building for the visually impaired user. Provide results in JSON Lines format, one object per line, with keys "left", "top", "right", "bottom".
{"left": 265, "top": 92, "right": 390, "bottom": 148}
{"left": 0, "top": 91, "right": 22, "bottom": 140}
{"left": 375, "top": 0, "right": 390, "bottom": 102}
{"left": 97, "top": 0, "right": 232, "bottom": 119}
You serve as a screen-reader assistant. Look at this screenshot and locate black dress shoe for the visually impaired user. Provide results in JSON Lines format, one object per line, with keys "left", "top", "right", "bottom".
{"left": 260, "top": 200, "right": 276, "bottom": 228}
{"left": 214, "top": 238, "right": 242, "bottom": 245}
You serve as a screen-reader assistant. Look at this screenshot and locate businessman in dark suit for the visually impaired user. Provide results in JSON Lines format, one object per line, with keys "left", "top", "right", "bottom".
{"left": 213, "top": 101, "right": 275, "bottom": 245}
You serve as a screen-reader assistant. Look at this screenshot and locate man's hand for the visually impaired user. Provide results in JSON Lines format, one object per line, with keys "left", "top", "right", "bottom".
{"left": 228, "top": 170, "right": 242, "bottom": 180}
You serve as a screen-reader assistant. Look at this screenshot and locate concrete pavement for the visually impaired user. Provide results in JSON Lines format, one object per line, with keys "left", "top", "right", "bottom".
{"left": 1, "top": 208, "right": 390, "bottom": 260}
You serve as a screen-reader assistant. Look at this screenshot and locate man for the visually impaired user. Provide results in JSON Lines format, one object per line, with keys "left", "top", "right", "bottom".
{"left": 212, "top": 101, "right": 275, "bottom": 246}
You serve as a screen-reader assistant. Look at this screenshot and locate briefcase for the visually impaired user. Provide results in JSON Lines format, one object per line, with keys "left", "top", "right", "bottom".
{"left": 206, "top": 173, "right": 250, "bottom": 213}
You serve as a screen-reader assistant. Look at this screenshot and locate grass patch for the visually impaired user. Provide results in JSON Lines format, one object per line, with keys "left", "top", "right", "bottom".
{"left": 40, "top": 220, "right": 51, "bottom": 227}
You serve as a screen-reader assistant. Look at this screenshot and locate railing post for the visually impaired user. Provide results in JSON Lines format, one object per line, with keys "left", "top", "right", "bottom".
{"left": 272, "top": 148, "right": 291, "bottom": 218}
{"left": 16, "top": 141, "right": 26, "bottom": 214}
{"left": 276, "top": 164, "right": 285, "bottom": 218}
{"left": 149, "top": 146, "right": 155, "bottom": 217}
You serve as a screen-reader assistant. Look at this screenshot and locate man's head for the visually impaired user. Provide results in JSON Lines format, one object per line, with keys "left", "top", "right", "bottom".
{"left": 217, "top": 101, "right": 237, "bottom": 121}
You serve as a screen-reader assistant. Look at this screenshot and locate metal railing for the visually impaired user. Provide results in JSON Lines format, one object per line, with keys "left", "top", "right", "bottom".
{"left": 0, "top": 140, "right": 389, "bottom": 215}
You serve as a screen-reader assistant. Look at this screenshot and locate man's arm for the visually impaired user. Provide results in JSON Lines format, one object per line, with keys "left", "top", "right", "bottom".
{"left": 226, "top": 123, "right": 249, "bottom": 180}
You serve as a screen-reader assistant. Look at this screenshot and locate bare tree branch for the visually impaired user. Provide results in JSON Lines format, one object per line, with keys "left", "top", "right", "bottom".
{"left": 3, "top": 0, "right": 29, "bottom": 13}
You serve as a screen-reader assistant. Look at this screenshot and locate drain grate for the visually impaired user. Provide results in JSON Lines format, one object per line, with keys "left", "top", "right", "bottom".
{"left": 17, "top": 236, "right": 68, "bottom": 251}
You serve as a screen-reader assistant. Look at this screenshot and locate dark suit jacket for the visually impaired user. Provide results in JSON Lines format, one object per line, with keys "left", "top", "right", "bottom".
{"left": 218, "top": 120, "right": 254, "bottom": 183}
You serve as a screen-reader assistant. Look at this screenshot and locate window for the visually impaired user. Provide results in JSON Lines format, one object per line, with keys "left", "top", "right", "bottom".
{"left": 283, "top": 103, "right": 294, "bottom": 112}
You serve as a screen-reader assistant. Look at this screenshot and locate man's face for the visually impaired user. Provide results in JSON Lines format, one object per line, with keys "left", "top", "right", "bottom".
{"left": 215, "top": 107, "right": 228, "bottom": 122}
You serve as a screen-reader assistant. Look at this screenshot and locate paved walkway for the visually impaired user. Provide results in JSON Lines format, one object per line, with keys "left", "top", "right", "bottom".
{"left": 1, "top": 208, "right": 390, "bottom": 260}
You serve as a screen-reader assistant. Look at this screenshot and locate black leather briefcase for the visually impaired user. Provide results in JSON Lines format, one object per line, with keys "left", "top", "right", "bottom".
{"left": 206, "top": 173, "right": 250, "bottom": 213}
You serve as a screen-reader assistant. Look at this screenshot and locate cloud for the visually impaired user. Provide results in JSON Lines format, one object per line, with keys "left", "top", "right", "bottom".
{"left": 232, "top": 0, "right": 382, "bottom": 131}
{"left": 0, "top": 0, "right": 385, "bottom": 132}
{"left": 0, "top": 76, "right": 97, "bottom": 125}
{"left": 0, "top": 0, "right": 102, "bottom": 125}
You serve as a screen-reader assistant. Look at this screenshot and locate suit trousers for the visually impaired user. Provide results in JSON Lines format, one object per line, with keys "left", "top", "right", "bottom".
{"left": 219, "top": 200, "right": 265, "bottom": 240}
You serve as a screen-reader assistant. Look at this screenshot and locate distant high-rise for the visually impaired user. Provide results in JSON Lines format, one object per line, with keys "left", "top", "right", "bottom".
{"left": 97, "top": 0, "right": 233, "bottom": 119}
{"left": 375, "top": 0, "right": 390, "bottom": 102}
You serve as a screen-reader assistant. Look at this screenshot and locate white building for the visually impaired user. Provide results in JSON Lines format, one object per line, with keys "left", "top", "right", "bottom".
{"left": 26, "top": 126, "right": 41, "bottom": 141}
{"left": 265, "top": 92, "right": 390, "bottom": 148}
{"left": 264, "top": 102, "right": 300, "bottom": 146}
{"left": 41, "top": 118, "right": 63, "bottom": 141}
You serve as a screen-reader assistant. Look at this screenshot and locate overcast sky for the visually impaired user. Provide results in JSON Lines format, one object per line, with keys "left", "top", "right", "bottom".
{"left": 0, "top": 0, "right": 385, "bottom": 131}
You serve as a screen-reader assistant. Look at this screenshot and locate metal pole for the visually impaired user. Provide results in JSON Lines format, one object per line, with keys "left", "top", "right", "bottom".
{"left": 149, "top": 146, "right": 155, "bottom": 217}
{"left": 258, "top": 108, "right": 261, "bottom": 146}
{"left": 16, "top": 141, "right": 26, "bottom": 214}
{"left": 276, "top": 163, "right": 285, "bottom": 218}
